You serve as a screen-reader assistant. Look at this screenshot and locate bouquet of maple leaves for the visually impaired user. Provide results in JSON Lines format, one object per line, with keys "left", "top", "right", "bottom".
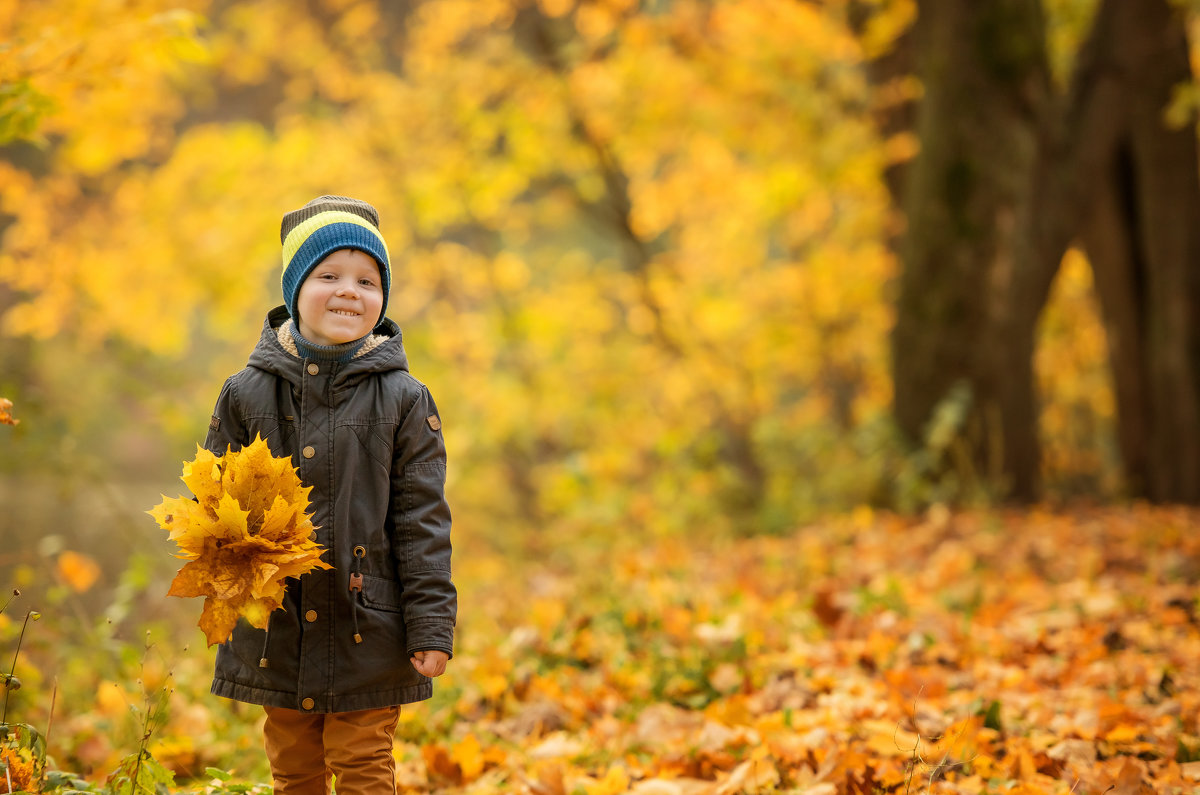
{"left": 149, "top": 434, "right": 331, "bottom": 646}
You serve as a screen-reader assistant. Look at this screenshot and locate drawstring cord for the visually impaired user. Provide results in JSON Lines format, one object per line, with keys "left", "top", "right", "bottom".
{"left": 259, "top": 612, "right": 273, "bottom": 668}
{"left": 349, "top": 545, "right": 365, "bottom": 644}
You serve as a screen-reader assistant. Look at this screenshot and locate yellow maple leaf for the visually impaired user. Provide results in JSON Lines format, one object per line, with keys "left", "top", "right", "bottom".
{"left": 259, "top": 495, "right": 305, "bottom": 542}
{"left": 452, "top": 733, "right": 485, "bottom": 782}
{"left": 180, "top": 446, "right": 223, "bottom": 509}
{"left": 213, "top": 492, "right": 251, "bottom": 540}
{"left": 581, "top": 766, "right": 630, "bottom": 795}
{"left": 149, "top": 433, "right": 332, "bottom": 646}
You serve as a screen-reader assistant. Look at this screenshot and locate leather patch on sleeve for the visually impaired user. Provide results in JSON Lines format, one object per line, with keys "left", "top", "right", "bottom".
{"left": 426, "top": 415, "right": 441, "bottom": 432}
{"left": 209, "top": 416, "right": 221, "bottom": 432}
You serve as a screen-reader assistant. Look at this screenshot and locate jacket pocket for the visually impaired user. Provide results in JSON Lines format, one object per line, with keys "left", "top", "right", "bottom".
{"left": 242, "top": 418, "right": 296, "bottom": 457}
{"left": 358, "top": 573, "right": 404, "bottom": 613}
{"left": 343, "top": 421, "right": 395, "bottom": 473}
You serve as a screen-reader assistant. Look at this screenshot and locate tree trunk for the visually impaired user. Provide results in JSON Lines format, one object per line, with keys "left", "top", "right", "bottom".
{"left": 889, "top": 0, "right": 1200, "bottom": 503}
{"left": 893, "top": 0, "right": 1055, "bottom": 499}
{"left": 1079, "top": 0, "right": 1200, "bottom": 501}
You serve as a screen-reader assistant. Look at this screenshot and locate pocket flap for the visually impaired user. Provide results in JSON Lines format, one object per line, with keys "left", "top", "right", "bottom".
{"left": 359, "top": 573, "right": 404, "bottom": 612}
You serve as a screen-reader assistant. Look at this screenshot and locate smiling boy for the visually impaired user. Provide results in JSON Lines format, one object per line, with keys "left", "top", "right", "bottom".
{"left": 295, "top": 248, "right": 385, "bottom": 348}
{"left": 202, "top": 195, "right": 456, "bottom": 793}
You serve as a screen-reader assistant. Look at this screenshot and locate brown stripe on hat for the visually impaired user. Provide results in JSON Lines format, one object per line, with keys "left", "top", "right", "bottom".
{"left": 280, "top": 195, "right": 381, "bottom": 243}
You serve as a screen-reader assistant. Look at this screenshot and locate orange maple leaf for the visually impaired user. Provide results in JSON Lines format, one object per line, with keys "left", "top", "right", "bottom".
{"left": 0, "top": 746, "right": 35, "bottom": 792}
{"left": 149, "top": 434, "right": 331, "bottom": 646}
{"left": 0, "top": 397, "right": 18, "bottom": 427}
{"left": 56, "top": 550, "right": 101, "bottom": 593}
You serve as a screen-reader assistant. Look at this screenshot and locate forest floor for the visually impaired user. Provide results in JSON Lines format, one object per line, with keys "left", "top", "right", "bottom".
{"left": 4, "top": 505, "right": 1200, "bottom": 794}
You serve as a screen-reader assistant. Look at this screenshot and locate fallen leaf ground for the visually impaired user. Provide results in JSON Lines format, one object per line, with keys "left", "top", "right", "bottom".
{"left": 8, "top": 506, "right": 1200, "bottom": 794}
{"left": 394, "top": 506, "right": 1200, "bottom": 794}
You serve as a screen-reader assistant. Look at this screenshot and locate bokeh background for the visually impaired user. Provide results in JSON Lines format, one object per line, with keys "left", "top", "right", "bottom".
{"left": 3, "top": 0, "right": 1200, "bottom": 791}
{"left": 0, "top": 0, "right": 1126, "bottom": 554}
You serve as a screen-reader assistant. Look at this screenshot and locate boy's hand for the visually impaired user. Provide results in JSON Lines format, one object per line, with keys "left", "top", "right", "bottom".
{"left": 410, "top": 650, "right": 449, "bottom": 677}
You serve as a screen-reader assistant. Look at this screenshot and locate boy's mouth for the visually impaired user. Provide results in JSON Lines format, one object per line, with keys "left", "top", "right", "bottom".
{"left": 329, "top": 309, "right": 360, "bottom": 317}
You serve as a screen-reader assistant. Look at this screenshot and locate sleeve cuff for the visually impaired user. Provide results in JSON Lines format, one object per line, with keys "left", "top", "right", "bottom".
{"left": 406, "top": 619, "right": 455, "bottom": 659}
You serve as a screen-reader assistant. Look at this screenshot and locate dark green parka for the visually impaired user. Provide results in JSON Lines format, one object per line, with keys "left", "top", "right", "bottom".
{"left": 203, "top": 306, "right": 456, "bottom": 713}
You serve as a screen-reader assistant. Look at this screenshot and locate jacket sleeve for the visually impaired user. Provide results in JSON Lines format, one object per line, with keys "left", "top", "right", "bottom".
{"left": 391, "top": 384, "right": 457, "bottom": 658}
{"left": 203, "top": 376, "right": 249, "bottom": 455}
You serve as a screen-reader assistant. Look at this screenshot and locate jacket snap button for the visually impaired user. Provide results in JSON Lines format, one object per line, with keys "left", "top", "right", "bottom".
{"left": 302, "top": 446, "right": 315, "bottom": 459}
{"left": 301, "top": 697, "right": 315, "bottom": 710}
{"left": 305, "top": 609, "right": 317, "bottom": 622}
{"left": 307, "top": 363, "right": 319, "bottom": 375}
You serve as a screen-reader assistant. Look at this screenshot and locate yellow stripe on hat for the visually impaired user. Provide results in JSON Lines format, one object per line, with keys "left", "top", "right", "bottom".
{"left": 280, "top": 210, "right": 389, "bottom": 275}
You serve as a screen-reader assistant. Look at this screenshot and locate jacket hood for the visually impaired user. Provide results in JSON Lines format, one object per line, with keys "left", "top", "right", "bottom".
{"left": 247, "top": 305, "right": 410, "bottom": 387}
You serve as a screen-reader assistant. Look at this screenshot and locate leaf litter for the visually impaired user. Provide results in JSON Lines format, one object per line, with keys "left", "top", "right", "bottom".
{"left": 410, "top": 505, "right": 1200, "bottom": 794}
{"left": 13, "top": 499, "right": 1200, "bottom": 793}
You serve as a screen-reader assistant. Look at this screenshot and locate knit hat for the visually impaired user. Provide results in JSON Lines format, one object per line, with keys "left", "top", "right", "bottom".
{"left": 280, "top": 195, "right": 391, "bottom": 326}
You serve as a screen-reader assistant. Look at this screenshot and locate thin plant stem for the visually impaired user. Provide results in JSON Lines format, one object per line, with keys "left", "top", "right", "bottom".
{"left": 0, "top": 591, "right": 17, "bottom": 618}
{"left": 2, "top": 610, "right": 38, "bottom": 726}
{"left": 39, "top": 678, "right": 57, "bottom": 792}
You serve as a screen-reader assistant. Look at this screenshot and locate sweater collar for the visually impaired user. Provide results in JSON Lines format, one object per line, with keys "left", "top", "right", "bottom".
{"left": 281, "top": 319, "right": 370, "bottom": 363}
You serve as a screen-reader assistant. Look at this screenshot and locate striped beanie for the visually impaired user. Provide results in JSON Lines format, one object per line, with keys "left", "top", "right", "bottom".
{"left": 280, "top": 195, "right": 391, "bottom": 326}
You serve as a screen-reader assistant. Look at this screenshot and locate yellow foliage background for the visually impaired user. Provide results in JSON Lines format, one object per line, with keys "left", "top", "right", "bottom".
{"left": 0, "top": 0, "right": 1117, "bottom": 544}
{"left": 0, "top": 0, "right": 1137, "bottom": 787}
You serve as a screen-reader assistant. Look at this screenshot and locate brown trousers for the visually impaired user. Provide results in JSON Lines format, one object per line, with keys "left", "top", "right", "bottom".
{"left": 263, "top": 705, "right": 401, "bottom": 794}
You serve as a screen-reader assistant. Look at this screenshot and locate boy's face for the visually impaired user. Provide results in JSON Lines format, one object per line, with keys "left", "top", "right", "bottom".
{"left": 295, "top": 248, "right": 385, "bottom": 346}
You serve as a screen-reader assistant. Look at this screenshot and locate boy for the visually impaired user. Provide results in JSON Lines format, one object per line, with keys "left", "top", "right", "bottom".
{"left": 203, "top": 195, "right": 456, "bottom": 794}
